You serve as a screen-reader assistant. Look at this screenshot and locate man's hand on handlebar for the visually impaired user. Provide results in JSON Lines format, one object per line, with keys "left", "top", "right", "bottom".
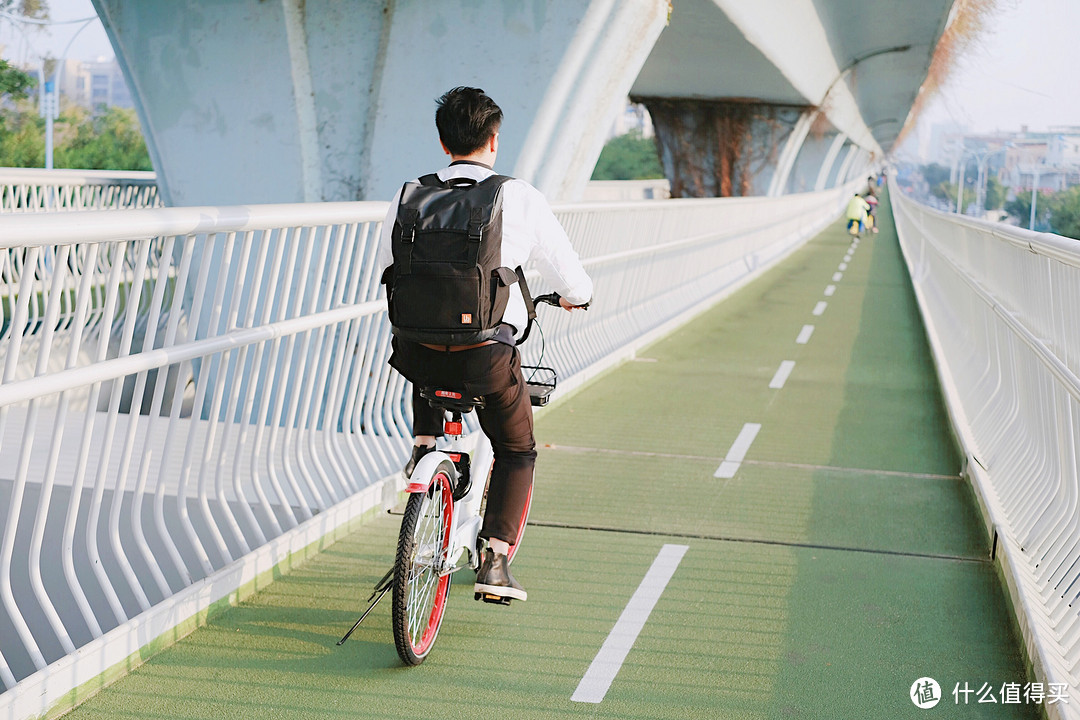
{"left": 534, "top": 292, "right": 590, "bottom": 312}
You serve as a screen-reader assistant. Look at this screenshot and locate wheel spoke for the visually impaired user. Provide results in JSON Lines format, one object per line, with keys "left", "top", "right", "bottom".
{"left": 393, "top": 470, "right": 454, "bottom": 664}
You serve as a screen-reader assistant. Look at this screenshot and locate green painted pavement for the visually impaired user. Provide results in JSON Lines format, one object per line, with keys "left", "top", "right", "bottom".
{"left": 64, "top": 191, "right": 1037, "bottom": 719}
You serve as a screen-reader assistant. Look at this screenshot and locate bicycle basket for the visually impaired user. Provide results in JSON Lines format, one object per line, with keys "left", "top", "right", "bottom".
{"left": 522, "top": 365, "right": 557, "bottom": 407}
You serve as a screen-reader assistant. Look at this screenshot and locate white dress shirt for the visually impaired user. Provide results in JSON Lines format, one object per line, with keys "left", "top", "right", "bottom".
{"left": 378, "top": 162, "right": 593, "bottom": 336}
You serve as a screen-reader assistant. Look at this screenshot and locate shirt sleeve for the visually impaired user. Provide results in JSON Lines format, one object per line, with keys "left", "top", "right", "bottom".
{"left": 376, "top": 186, "right": 403, "bottom": 275}
{"left": 520, "top": 182, "right": 593, "bottom": 306}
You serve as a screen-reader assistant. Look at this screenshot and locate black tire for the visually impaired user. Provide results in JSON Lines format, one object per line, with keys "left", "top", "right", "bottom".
{"left": 392, "top": 464, "right": 455, "bottom": 665}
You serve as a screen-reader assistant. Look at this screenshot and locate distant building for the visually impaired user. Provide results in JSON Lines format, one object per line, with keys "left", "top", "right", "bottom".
{"left": 32, "top": 57, "right": 133, "bottom": 112}
{"left": 608, "top": 101, "right": 654, "bottom": 140}
{"left": 1002, "top": 127, "right": 1080, "bottom": 193}
{"left": 927, "top": 122, "right": 965, "bottom": 165}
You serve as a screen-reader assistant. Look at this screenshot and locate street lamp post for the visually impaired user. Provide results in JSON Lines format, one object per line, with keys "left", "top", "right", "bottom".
{"left": 43, "top": 18, "right": 95, "bottom": 170}
{"left": 954, "top": 145, "right": 1007, "bottom": 216}
{"left": 1, "top": 10, "right": 96, "bottom": 169}
{"left": 975, "top": 147, "right": 1007, "bottom": 217}
{"left": 956, "top": 156, "right": 967, "bottom": 213}
{"left": 1030, "top": 167, "right": 1040, "bottom": 231}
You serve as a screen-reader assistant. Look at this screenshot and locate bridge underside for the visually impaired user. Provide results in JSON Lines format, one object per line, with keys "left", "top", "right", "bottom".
{"left": 91, "top": 0, "right": 953, "bottom": 205}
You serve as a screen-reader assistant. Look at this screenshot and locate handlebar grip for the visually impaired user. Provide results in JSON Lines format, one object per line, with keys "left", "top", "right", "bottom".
{"left": 532, "top": 292, "right": 589, "bottom": 310}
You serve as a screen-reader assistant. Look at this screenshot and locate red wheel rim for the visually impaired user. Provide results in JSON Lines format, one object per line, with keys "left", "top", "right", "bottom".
{"left": 409, "top": 472, "right": 454, "bottom": 656}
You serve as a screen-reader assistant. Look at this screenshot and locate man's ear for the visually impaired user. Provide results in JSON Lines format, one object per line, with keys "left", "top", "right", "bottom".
{"left": 440, "top": 140, "right": 451, "bottom": 156}
{"left": 489, "top": 132, "right": 499, "bottom": 153}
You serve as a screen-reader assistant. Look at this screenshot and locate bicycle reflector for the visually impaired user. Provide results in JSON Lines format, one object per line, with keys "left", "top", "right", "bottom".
{"left": 444, "top": 421, "right": 463, "bottom": 435}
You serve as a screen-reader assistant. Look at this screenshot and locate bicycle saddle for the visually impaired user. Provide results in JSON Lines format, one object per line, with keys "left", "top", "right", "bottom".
{"left": 419, "top": 388, "right": 486, "bottom": 414}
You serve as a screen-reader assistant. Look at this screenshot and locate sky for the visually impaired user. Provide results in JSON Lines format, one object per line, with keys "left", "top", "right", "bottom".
{"left": 915, "top": 0, "right": 1077, "bottom": 134}
{"left": 0, "top": 0, "right": 1077, "bottom": 141}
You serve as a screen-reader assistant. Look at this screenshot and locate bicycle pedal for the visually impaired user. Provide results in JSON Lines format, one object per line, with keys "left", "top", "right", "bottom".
{"left": 474, "top": 592, "right": 512, "bottom": 606}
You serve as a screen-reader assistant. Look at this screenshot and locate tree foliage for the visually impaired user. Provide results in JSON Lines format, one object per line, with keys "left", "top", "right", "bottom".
{"left": 921, "top": 162, "right": 951, "bottom": 190}
{"left": 0, "top": 0, "right": 48, "bottom": 19}
{"left": 591, "top": 131, "right": 664, "bottom": 181}
{"left": 1046, "top": 185, "right": 1080, "bottom": 240}
{"left": 55, "top": 105, "right": 152, "bottom": 170}
{"left": 984, "top": 175, "right": 1006, "bottom": 211}
{"left": 930, "top": 180, "right": 957, "bottom": 206}
{"left": 1005, "top": 190, "right": 1057, "bottom": 233}
{"left": 0, "top": 59, "right": 35, "bottom": 100}
{"left": 0, "top": 100, "right": 152, "bottom": 170}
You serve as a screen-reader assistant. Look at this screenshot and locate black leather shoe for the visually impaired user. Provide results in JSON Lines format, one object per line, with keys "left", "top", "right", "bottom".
{"left": 402, "top": 444, "right": 435, "bottom": 480}
{"left": 474, "top": 549, "right": 527, "bottom": 602}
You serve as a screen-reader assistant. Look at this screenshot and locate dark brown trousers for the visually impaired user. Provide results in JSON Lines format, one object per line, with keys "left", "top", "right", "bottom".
{"left": 389, "top": 338, "right": 536, "bottom": 545}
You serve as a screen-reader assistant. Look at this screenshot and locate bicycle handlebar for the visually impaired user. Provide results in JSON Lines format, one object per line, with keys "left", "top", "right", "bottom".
{"left": 532, "top": 292, "right": 590, "bottom": 310}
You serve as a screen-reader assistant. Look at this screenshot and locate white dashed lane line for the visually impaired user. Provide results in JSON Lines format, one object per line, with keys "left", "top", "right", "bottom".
{"left": 769, "top": 361, "right": 796, "bottom": 389}
{"left": 832, "top": 272, "right": 843, "bottom": 282}
{"left": 824, "top": 285, "right": 836, "bottom": 297}
{"left": 796, "top": 325, "right": 814, "bottom": 344}
{"left": 572, "top": 544, "right": 690, "bottom": 704}
{"left": 812, "top": 301, "right": 828, "bottom": 316}
{"left": 714, "top": 423, "right": 762, "bottom": 478}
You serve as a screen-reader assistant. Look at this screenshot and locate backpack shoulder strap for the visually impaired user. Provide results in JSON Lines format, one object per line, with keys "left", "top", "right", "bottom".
{"left": 513, "top": 265, "right": 540, "bottom": 345}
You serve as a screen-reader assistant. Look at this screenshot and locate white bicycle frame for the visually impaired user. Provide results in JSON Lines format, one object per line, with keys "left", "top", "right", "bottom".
{"left": 403, "top": 426, "right": 495, "bottom": 574}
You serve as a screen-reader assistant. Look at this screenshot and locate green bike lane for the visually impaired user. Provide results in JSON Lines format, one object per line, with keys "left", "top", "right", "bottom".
{"left": 64, "top": 192, "right": 1037, "bottom": 719}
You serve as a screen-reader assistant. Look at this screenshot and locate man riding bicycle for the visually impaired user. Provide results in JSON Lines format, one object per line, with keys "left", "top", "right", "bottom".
{"left": 377, "top": 87, "right": 593, "bottom": 603}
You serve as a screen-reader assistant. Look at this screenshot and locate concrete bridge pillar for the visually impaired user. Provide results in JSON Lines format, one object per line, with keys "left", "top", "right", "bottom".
{"left": 92, "top": 0, "right": 669, "bottom": 206}
{"left": 636, "top": 97, "right": 809, "bottom": 198}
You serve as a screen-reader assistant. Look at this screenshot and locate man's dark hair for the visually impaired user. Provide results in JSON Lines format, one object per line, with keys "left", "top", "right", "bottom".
{"left": 435, "top": 87, "right": 503, "bottom": 156}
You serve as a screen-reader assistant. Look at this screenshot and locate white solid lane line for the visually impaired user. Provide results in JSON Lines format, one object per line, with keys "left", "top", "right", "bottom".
{"left": 796, "top": 325, "right": 814, "bottom": 344}
{"left": 714, "top": 423, "right": 762, "bottom": 478}
{"left": 572, "top": 544, "right": 690, "bottom": 704}
{"left": 769, "top": 361, "right": 796, "bottom": 389}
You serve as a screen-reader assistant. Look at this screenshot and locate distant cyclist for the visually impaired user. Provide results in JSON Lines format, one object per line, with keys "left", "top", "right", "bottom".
{"left": 377, "top": 87, "right": 593, "bottom": 603}
{"left": 845, "top": 193, "right": 871, "bottom": 237}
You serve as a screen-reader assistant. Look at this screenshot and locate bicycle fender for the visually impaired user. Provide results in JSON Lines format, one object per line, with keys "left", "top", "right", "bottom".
{"left": 405, "top": 452, "right": 456, "bottom": 494}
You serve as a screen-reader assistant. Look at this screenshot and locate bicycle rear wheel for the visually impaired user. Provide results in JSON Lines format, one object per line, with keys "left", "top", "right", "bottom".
{"left": 392, "top": 464, "right": 455, "bottom": 665}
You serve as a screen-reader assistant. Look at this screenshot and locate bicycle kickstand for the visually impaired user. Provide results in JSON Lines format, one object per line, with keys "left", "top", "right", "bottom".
{"left": 337, "top": 566, "right": 394, "bottom": 646}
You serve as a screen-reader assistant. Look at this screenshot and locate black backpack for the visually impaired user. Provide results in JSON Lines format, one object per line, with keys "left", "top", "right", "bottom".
{"left": 382, "top": 173, "right": 533, "bottom": 345}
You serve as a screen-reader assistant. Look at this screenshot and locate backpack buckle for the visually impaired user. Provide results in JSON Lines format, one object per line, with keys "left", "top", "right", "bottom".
{"left": 468, "top": 207, "right": 483, "bottom": 243}
{"left": 400, "top": 208, "right": 419, "bottom": 244}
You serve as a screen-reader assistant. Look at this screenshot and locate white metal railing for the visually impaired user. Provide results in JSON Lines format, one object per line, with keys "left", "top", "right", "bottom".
{"left": 0, "top": 183, "right": 854, "bottom": 718}
{"left": 892, "top": 185, "right": 1080, "bottom": 720}
{"left": 0, "top": 168, "right": 160, "bottom": 213}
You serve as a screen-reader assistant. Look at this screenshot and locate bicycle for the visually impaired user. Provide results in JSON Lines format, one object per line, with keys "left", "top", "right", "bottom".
{"left": 338, "top": 292, "right": 583, "bottom": 665}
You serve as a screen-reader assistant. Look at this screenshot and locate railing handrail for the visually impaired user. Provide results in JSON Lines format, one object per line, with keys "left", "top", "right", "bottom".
{"left": 0, "top": 192, "right": 820, "bottom": 247}
{"left": 0, "top": 167, "right": 158, "bottom": 186}
{"left": 0, "top": 201, "right": 389, "bottom": 246}
{"left": 899, "top": 200, "right": 1080, "bottom": 269}
{"left": 892, "top": 184, "right": 1080, "bottom": 720}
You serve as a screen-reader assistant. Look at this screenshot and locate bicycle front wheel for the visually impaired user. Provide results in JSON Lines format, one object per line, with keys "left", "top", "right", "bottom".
{"left": 392, "top": 464, "right": 455, "bottom": 665}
